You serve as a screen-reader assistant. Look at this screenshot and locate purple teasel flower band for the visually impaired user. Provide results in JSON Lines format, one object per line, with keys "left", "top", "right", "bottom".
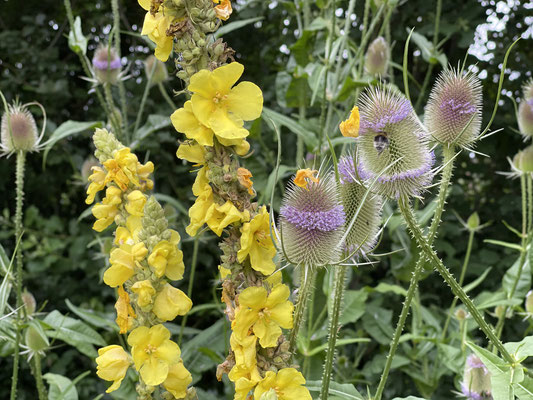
{"left": 466, "top": 355, "right": 489, "bottom": 373}
{"left": 440, "top": 98, "right": 477, "bottom": 115}
{"left": 460, "top": 383, "right": 485, "bottom": 400}
{"left": 92, "top": 57, "right": 122, "bottom": 71}
{"left": 280, "top": 205, "right": 346, "bottom": 232}
{"left": 357, "top": 151, "right": 436, "bottom": 184}
{"left": 338, "top": 157, "right": 357, "bottom": 184}
{"left": 359, "top": 98, "right": 412, "bottom": 135}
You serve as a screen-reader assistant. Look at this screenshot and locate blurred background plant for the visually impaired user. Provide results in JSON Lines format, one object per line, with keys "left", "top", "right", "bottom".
{"left": 1, "top": 0, "right": 533, "bottom": 399}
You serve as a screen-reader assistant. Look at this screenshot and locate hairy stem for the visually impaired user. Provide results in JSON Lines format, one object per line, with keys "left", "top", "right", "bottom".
{"left": 111, "top": 0, "right": 129, "bottom": 139}
{"left": 399, "top": 200, "right": 515, "bottom": 365}
{"left": 321, "top": 265, "right": 347, "bottom": 400}
{"left": 34, "top": 353, "right": 47, "bottom": 400}
{"left": 103, "top": 83, "right": 123, "bottom": 141}
{"left": 10, "top": 150, "right": 26, "bottom": 400}
{"left": 289, "top": 267, "right": 315, "bottom": 355}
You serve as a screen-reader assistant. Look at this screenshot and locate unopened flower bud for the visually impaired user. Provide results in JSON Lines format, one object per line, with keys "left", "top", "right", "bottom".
{"left": 365, "top": 37, "right": 389, "bottom": 76}
{"left": 455, "top": 308, "right": 468, "bottom": 321}
{"left": 467, "top": 212, "right": 480, "bottom": 231}
{"left": 518, "top": 98, "right": 533, "bottom": 139}
{"left": 92, "top": 45, "right": 122, "bottom": 85}
{"left": 22, "top": 289, "right": 36, "bottom": 315}
{"left": 425, "top": 68, "right": 482, "bottom": 147}
{"left": 25, "top": 321, "right": 49, "bottom": 352}
{"left": 461, "top": 354, "right": 491, "bottom": 400}
{"left": 144, "top": 55, "right": 168, "bottom": 85}
{"left": 512, "top": 145, "right": 533, "bottom": 174}
{"left": 525, "top": 290, "right": 533, "bottom": 314}
{"left": 357, "top": 86, "right": 435, "bottom": 198}
{"left": 1, "top": 103, "right": 39, "bottom": 152}
{"left": 279, "top": 170, "right": 345, "bottom": 267}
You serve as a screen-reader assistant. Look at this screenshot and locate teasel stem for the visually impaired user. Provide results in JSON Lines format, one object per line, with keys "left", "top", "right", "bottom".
{"left": 133, "top": 63, "right": 155, "bottom": 140}
{"left": 492, "top": 173, "right": 531, "bottom": 347}
{"left": 103, "top": 83, "right": 123, "bottom": 141}
{"left": 289, "top": 266, "right": 316, "bottom": 356}
{"left": 441, "top": 228, "right": 475, "bottom": 340}
{"left": 33, "top": 353, "right": 47, "bottom": 400}
{"left": 375, "top": 146, "right": 457, "bottom": 400}
{"left": 10, "top": 150, "right": 26, "bottom": 400}
{"left": 398, "top": 198, "right": 515, "bottom": 365}
{"left": 320, "top": 265, "right": 347, "bottom": 400}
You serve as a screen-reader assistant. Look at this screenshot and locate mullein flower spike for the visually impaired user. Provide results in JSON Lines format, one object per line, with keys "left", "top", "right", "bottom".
{"left": 461, "top": 354, "right": 491, "bottom": 400}
{"left": 356, "top": 86, "right": 435, "bottom": 199}
{"left": 425, "top": 68, "right": 482, "bottom": 148}
{"left": 338, "top": 156, "right": 382, "bottom": 256}
{"left": 279, "top": 170, "right": 346, "bottom": 267}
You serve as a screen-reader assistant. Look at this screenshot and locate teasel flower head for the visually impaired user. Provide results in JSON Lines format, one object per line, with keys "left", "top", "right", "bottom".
{"left": 518, "top": 97, "right": 533, "bottom": 139}
{"left": 425, "top": 68, "right": 482, "bottom": 148}
{"left": 278, "top": 169, "right": 346, "bottom": 267}
{"left": 338, "top": 155, "right": 382, "bottom": 257}
{"left": 461, "top": 354, "right": 491, "bottom": 400}
{"left": 356, "top": 86, "right": 435, "bottom": 199}
{"left": 523, "top": 78, "right": 533, "bottom": 100}
{"left": 505, "top": 145, "right": 533, "bottom": 178}
{"left": 365, "top": 36, "right": 389, "bottom": 77}
{"left": 144, "top": 55, "right": 168, "bottom": 86}
{"left": 92, "top": 45, "right": 123, "bottom": 85}
{"left": 1, "top": 100, "right": 45, "bottom": 155}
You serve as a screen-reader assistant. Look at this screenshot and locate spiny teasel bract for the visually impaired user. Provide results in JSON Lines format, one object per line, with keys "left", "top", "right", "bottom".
{"left": 279, "top": 171, "right": 345, "bottom": 267}
{"left": 518, "top": 80, "right": 533, "bottom": 138}
{"left": 425, "top": 68, "right": 482, "bottom": 148}
{"left": 356, "top": 85, "right": 435, "bottom": 199}
{"left": 338, "top": 155, "right": 383, "bottom": 257}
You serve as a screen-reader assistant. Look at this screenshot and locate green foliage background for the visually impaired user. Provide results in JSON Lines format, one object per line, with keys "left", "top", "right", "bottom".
{"left": 0, "top": 0, "right": 532, "bottom": 398}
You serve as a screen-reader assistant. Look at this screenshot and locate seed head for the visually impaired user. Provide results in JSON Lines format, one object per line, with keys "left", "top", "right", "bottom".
{"left": 518, "top": 98, "right": 533, "bottom": 139}
{"left": 461, "top": 354, "right": 491, "bottom": 400}
{"left": 425, "top": 68, "right": 482, "bottom": 148}
{"left": 92, "top": 45, "right": 122, "bottom": 85}
{"left": 1, "top": 103, "right": 39, "bottom": 152}
{"left": 365, "top": 37, "right": 389, "bottom": 76}
{"left": 338, "top": 156, "right": 382, "bottom": 256}
{"left": 356, "top": 86, "right": 434, "bottom": 199}
{"left": 279, "top": 171, "right": 345, "bottom": 267}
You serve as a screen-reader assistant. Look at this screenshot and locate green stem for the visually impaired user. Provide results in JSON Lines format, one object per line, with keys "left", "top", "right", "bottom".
{"left": 103, "top": 83, "right": 123, "bottom": 140}
{"left": 321, "top": 265, "right": 347, "bottom": 400}
{"left": 289, "top": 267, "right": 315, "bottom": 355}
{"left": 441, "top": 229, "right": 475, "bottom": 340}
{"left": 133, "top": 65, "right": 155, "bottom": 139}
{"left": 158, "top": 82, "right": 176, "bottom": 110}
{"left": 375, "top": 146, "right": 456, "bottom": 400}
{"left": 178, "top": 235, "right": 199, "bottom": 346}
{"left": 34, "top": 353, "right": 47, "bottom": 400}
{"left": 399, "top": 200, "right": 515, "bottom": 365}
{"left": 10, "top": 150, "right": 26, "bottom": 400}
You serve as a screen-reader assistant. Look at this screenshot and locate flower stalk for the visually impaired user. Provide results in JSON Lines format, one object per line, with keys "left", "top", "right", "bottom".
{"left": 289, "top": 268, "right": 316, "bottom": 355}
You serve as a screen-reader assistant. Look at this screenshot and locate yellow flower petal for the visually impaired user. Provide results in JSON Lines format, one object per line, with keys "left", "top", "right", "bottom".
{"left": 227, "top": 81, "right": 263, "bottom": 121}
{"left": 153, "top": 284, "right": 192, "bottom": 321}
{"left": 339, "top": 105, "right": 360, "bottom": 138}
{"left": 163, "top": 361, "right": 192, "bottom": 399}
{"left": 171, "top": 101, "right": 214, "bottom": 146}
{"left": 293, "top": 168, "right": 319, "bottom": 190}
{"left": 96, "top": 345, "right": 130, "bottom": 393}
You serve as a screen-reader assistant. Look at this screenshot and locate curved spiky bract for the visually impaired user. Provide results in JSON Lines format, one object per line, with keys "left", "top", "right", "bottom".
{"left": 518, "top": 98, "right": 533, "bottom": 138}
{"left": 1, "top": 103, "right": 38, "bottom": 152}
{"left": 279, "top": 172, "right": 345, "bottom": 267}
{"left": 425, "top": 69, "right": 482, "bottom": 147}
{"left": 338, "top": 156, "right": 382, "bottom": 256}
{"left": 356, "top": 86, "right": 435, "bottom": 199}
{"left": 523, "top": 78, "right": 533, "bottom": 100}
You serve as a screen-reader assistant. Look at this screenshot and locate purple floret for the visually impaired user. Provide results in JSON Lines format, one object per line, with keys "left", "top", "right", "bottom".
{"left": 360, "top": 98, "right": 412, "bottom": 134}
{"left": 338, "top": 157, "right": 357, "bottom": 184}
{"left": 440, "top": 98, "right": 477, "bottom": 115}
{"left": 92, "top": 57, "right": 122, "bottom": 71}
{"left": 357, "top": 151, "right": 435, "bottom": 184}
{"left": 460, "top": 383, "right": 484, "bottom": 400}
{"left": 280, "top": 205, "right": 345, "bottom": 232}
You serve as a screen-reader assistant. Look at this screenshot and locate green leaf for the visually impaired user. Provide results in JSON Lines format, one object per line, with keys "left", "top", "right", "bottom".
{"left": 65, "top": 299, "right": 117, "bottom": 331}
{"left": 68, "top": 16, "right": 87, "bottom": 56}
{"left": 484, "top": 239, "right": 523, "bottom": 252}
{"left": 0, "top": 245, "right": 12, "bottom": 317}
{"left": 502, "top": 253, "right": 531, "bottom": 300}
{"left": 306, "top": 380, "right": 363, "bottom": 399}
{"left": 504, "top": 336, "right": 533, "bottom": 361}
{"left": 43, "top": 310, "right": 106, "bottom": 357}
{"left": 181, "top": 319, "right": 225, "bottom": 368}
{"left": 43, "top": 373, "right": 78, "bottom": 400}
{"left": 336, "top": 76, "right": 372, "bottom": 101}
{"left": 42, "top": 120, "right": 103, "bottom": 167}
{"left": 410, "top": 31, "right": 447, "bottom": 67}
{"left": 290, "top": 30, "right": 314, "bottom": 66}
{"left": 515, "top": 375, "right": 533, "bottom": 399}
{"left": 306, "top": 338, "right": 370, "bottom": 356}
{"left": 368, "top": 282, "right": 408, "bottom": 297}
{"left": 0, "top": 243, "right": 10, "bottom": 276}
{"left": 307, "top": 17, "right": 328, "bottom": 31}
{"left": 214, "top": 17, "right": 263, "bottom": 38}
{"left": 131, "top": 114, "right": 172, "bottom": 146}
{"left": 339, "top": 289, "right": 368, "bottom": 324}
{"left": 392, "top": 397, "right": 428, "bottom": 400}
{"left": 262, "top": 108, "right": 318, "bottom": 148}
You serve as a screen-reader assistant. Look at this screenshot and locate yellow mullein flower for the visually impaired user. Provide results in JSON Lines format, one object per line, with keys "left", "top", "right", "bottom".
{"left": 147, "top": 230, "right": 185, "bottom": 280}
{"left": 233, "top": 284, "right": 294, "bottom": 348}
{"left": 136, "top": 160, "right": 154, "bottom": 191}
{"left": 125, "top": 190, "right": 147, "bottom": 216}
{"left": 213, "top": 0, "right": 233, "bottom": 21}
{"left": 237, "top": 167, "right": 254, "bottom": 195}
{"left": 266, "top": 271, "right": 282, "bottom": 287}
{"left": 235, "top": 376, "right": 259, "bottom": 400}
{"left": 95, "top": 345, "right": 131, "bottom": 393}
{"left": 237, "top": 206, "right": 277, "bottom": 275}
{"left": 188, "top": 62, "right": 263, "bottom": 140}
{"left": 186, "top": 183, "right": 215, "bottom": 237}
{"left": 339, "top": 106, "right": 360, "bottom": 138}
{"left": 219, "top": 265, "right": 231, "bottom": 279}
{"left": 192, "top": 166, "right": 210, "bottom": 196}
{"left": 206, "top": 200, "right": 250, "bottom": 236}
{"left": 103, "top": 147, "right": 140, "bottom": 191}
{"left": 171, "top": 101, "right": 215, "bottom": 146}
{"left": 114, "top": 216, "right": 142, "bottom": 246}
{"left": 131, "top": 280, "right": 156, "bottom": 308}
{"left": 128, "top": 324, "right": 181, "bottom": 386}
{"left": 138, "top": 0, "right": 175, "bottom": 62}
{"left": 163, "top": 361, "right": 192, "bottom": 399}
{"left": 86, "top": 166, "right": 106, "bottom": 204}
{"left": 92, "top": 186, "right": 122, "bottom": 232}
{"left": 254, "top": 368, "right": 311, "bottom": 400}
{"left": 228, "top": 333, "right": 261, "bottom": 383}
{"left": 115, "top": 285, "right": 136, "bottom": 333}
{"left": 104, "top": 242, "right": 148, "bottom": 287}
{"left": 153, "top": 283, "right": 192, "bottom": 321}
{"left": 176, "top": 141, "right": 207, "bottom": 165}
{"left": 293, "top": 168, "right": 319, "bottom": 190}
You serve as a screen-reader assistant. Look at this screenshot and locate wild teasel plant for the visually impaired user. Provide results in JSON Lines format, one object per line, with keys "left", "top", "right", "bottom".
{"left": 86, "top": 128, "right": 194, "bottom": 399}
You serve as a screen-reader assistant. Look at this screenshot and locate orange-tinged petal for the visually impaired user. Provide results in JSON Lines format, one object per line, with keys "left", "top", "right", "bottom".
{"left": 293, "top": 168, "right": 319, "bottom": 190}
{"left": 339, "top": 105, "right": 360, "bottom": 138}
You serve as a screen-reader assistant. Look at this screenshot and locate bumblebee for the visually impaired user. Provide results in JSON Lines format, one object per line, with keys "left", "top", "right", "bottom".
{"left": 373, "top": 133, "right": 389, "bottom": 155}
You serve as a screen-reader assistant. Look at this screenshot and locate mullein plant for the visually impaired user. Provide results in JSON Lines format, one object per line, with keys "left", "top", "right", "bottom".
{"left": 86, "top": 128, "right": 194, "bottom": 399}
{"left": 1, "top": 94, "right": 49, "bottom": 400}
{"left": 138, "top": 0, "right": 311, "bottom": 398}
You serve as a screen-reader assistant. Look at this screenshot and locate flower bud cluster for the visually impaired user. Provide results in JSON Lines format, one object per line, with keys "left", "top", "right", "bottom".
{"left": 88, "top": 129, "right": 192, "bottom": 398}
